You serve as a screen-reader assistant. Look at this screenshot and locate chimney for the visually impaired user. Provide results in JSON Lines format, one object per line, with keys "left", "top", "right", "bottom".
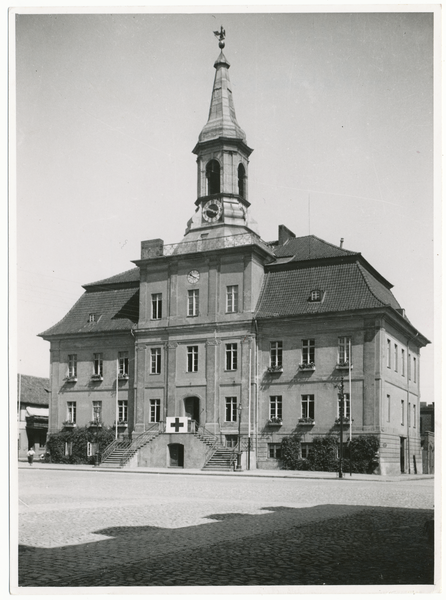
{"left": 340, "top": 238, "right": 344, "bottom": 248}
{"left": 141, "top": 239, "right": 164, "bottom": 259}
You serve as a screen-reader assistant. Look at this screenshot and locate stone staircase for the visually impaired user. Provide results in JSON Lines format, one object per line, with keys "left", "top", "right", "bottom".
{"left": 201, "top": 447, "right": 235, "bottom": 471}
{"left": 100, "top": 428, "right": 160, "bottom": 468}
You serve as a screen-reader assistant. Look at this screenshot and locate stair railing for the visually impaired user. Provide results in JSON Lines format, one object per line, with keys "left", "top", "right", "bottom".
{"left": 99, "top": 439, "right": 120, "bottom": 464}
{"left": 119, "top": 423, "right": 160, "bottom": 466}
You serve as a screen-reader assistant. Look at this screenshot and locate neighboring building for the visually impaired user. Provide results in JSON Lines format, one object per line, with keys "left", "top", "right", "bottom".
{"left": 39, "top": 34, "right": 429, "bottom": 476}
{"left": 17, "top": 374, "right": 49, "bottom": 459}
{"left": 420, "top": 402, "right": 434, "bottom": 474}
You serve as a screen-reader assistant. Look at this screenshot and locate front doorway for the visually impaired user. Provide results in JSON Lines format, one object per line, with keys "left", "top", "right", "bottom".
{"left": 169, "top": 443, "right": 184, "bottom": 468}
{"left": 400, "top": 437, "right": 406, "bottom": 473}
{"left": 184, "top": 397, "right": 200, "bottom": 425}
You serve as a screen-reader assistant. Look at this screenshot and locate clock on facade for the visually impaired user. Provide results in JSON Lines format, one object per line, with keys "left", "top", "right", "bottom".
{"left": 187, "top": 270, "right": 200, "bottom": 284}
{"left": 203, "top": 199, "right": 223, "bottom": 223}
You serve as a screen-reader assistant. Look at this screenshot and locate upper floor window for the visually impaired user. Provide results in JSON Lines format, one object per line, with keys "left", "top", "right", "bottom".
{"left": 119, "top": 351, "right": 129, "bottom": 377}
{"left": 401, "top": 349, "right": 405, "bottom": 376}
{"left": 269, "top": 396, "right": 282, "bottom": 421}
{"left": 413, "top": 404, "right": 416, "bottom": 428}
{"left": 150, "top": 348, "right": 161, "bottom": 375}
{"left": 401, "top": 400, "right": 405, "bottom": 425}
{"left": 93, "top": 353, "right": 103, "bottom": 377}
{"left": 386, "top": 339, "right": 391, "bottom": 368}
{"left": 151, "top": 293, "right": 162, "bottom": 320}
{"left": 413, "top": 357, "right": 417, "bottom": 383}
{"left": 150, "top": 399, "right": 161, "bottom": 423}
{"left": 387, "top": 394, "right": 391, "bottom": 422}
{"left": 206, "top": 159, "right": 220, "bottom": 195}
{"left": 68, "top": 354, "right": 77, "bottom": 379}
{"left": 237, "top": 163, "right": 246, "bottom": 198}
{"left": 225, "top": 343, "right": 238, "bottom": 371}
{"left": 187, "top": 289, "right": 199, "bottom": 317}
{"left": 338, "top": 337, "right": 351, "bottom": 366}
{"left": 408, "top": 402, "right": 411, "bottom": 427}
{"left": 225, "top": 397, "right": 238, "bottom": 422}
{"left": 187, "top": 346, "right": 198, "bottom": 373}
{"left": 67, "top": 401, "right": 76, "bottom": 423}
{"left": 302, "top": 340, "right": 315, "bottom": 365}
{"left": 226, "top": 285, "right": 239, "bottom": 313}
{"left": 408, "top": 353, "right": 411, "bottom": 380}
{"left": 301, "top": 395, "right": 315, "bottom": 420}
{"left": 394, "top": 344, "right": 398, "bottom": 372}
{"left": 270, "top": 341, "right": 283, "bottom": 368}
{"left": 118, "top": 400, "right": 128, "bottom": 422}
{"left": 92, "top": 400, "right": 102, "bottom": 422}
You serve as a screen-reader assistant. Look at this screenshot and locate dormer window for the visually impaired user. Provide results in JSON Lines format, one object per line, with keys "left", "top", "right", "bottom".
{"left": 309, "top": 290, "right": 323, "bottom": 302}
{"left": 88, "top": 313, "right": 96, "bottom": 323}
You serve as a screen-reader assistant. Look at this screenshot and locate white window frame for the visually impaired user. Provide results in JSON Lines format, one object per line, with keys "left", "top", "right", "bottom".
{"left": 301, "top": 395, "right": 315, "bottom": 419}
{"left": 225, "top": 397, "right": 238, "bottom": 422}
{"left": 225, "top": 343, "right": 238, "bottom": 371}
{"left": 337, "top": 393, "right": 351, "bottom": 419}
{"left": 226, "top": 285, "right": 239, "bottom": 313}
{"left": 270, "top": 341, "right": 283, "bottom": 368}
{"left": 386, "top": 339, "right": 391, "bottom": 368}
{"left": 93, "top": 353, "right": 103, "bottom": 377}
{"left": 67, "top": 401, "right": 76, "bottom": 424}
{"left": 401, "top": 400, "right": 405, "bottom": 425}
{"left": 149, "top": 399, "right": 161, "bottom": 423}
{"left": 338, "top": 337, "right": 351, "bottom": 365}
{"left": 394, "top": 344, "right": 398, "bottom": 372}
{"left": 151, "top": 293, "right": 162, "bottom": 320}
{"left": 387, "top": 394, "right": 391, "bottom": 422}
{"left": 187, "top": 289, "right": 199, "bottom": 317}
{"left": 413, "top": 357, "right": 417, "bottom": 383}
{"left": 118, "top": 400, "right": 128, "bottom": 422}
{"left": 187, "top": 346, "right": 198, "bottom": 373}
{"left": 269, "top": 396, "right": 282, "bottom": 420}
{"left": 92, "top": 400, "right": 102, "bottom": 422}
{"left": 401, "top": 349, "right": 405, "bottom": 377}
{"left": 302, "top": 340, "right": 315, "bottom": 365}
{"left": 150, "top": 348, "right": 162, "bottom": 375}
{"left": 68, "top": 354, "right": 77, "bottom": 378}
{"left": 119, "top": 351, "right": 129, "bottom": 376}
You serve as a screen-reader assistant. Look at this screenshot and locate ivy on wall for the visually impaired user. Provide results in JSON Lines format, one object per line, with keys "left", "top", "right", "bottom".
{"left": 45, "top": 427, "right": 115, "bottom": 464}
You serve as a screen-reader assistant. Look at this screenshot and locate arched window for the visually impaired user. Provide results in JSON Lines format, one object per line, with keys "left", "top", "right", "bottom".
{"left": 238, "top": 163, "right": 246, "bottom": 198}
{"left": 206, "top": 160, "right": 220, "bottom": 195}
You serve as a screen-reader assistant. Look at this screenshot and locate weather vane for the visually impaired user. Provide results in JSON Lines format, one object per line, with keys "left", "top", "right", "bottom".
{"left": 213, "top": 26, "right": 226, "bottom": 49}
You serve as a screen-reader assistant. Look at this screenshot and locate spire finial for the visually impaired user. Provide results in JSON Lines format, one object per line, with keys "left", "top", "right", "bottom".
{"left": 213, "top": 26, "right": 226, "bottom": 49}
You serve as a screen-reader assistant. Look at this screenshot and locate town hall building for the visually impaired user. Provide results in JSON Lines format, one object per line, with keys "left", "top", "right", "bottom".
{"left": 39, "top": 31, "right": 429, "bottom": 476}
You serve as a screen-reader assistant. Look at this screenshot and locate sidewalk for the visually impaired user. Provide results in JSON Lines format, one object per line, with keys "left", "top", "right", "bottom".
{"left": 18, "top": 460, "right": 434, "bottom": 482}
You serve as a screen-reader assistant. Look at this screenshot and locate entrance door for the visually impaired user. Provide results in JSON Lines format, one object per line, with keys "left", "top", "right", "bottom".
{"left": 184, "top": 397, "right": 200, "bottom": 425}
{"left": 169, "top": 444, "right": 184, "bottom": 467}
{"left": 400, "top": 437, "right": 406, "bottom": 473}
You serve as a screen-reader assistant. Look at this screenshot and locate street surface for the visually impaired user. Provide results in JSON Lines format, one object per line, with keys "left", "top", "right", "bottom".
{"left": 16, "top": 467, "right": 435, "bottom": 589}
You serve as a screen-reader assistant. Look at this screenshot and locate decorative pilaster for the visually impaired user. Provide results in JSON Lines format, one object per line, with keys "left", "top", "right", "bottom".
{"left": 166, "top": 341, "right": 178, "bottom": 417}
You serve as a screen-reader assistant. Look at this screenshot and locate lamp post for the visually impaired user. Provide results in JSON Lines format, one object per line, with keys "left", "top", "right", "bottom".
{"left": 337, "top": 377, "right": 344, "bottom": 479}
{"left": 236, "top": 403, "right": 242, "bottom": 471}
{"left": 94, "top": 405, "right": 100, "bottom": 467}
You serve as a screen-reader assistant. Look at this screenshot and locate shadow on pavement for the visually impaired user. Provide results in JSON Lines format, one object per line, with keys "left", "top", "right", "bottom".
{"left": 18, "top": 504, "right": 434, "bottom": 588}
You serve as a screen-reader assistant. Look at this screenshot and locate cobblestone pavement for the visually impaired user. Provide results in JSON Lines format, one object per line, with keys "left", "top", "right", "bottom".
{"left": 16, "top": 469, "right": 435, "bottom": 589}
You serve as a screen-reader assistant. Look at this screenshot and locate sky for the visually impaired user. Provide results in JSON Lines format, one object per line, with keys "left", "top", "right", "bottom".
{"left": 12, "top": 8, "right": 438, "bottom": 403}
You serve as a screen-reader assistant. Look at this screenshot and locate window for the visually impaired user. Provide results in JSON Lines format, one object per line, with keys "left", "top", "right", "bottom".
{"left": 187, "top": 346, "right": 198, "bottom": 372}
{"left": 268, "top": 443, "right": 282, "bottom": 459}
{"left": 92, "top": 401, "right": 102, "bottom": 422}
{"left": 226, "top": 285, "right": 239, "bottom": 313}
{"left": 270, "top": 341, "right": 283, "bottom": 368}
{"left": 150, "top": 399, "right": 161, "bottom": 423}
{"left": 187, "top": 289, "right": 199, "bottom": 317}
{"left": 269, "top": 396, "right": 282, "bottom": 420}
{"left": 301, "top": 443, "right": 312, "bottom": 459}
{"left": 93, "top": 353, "right": 103, "bottom": 377}
{"left": 119, "top": 351, "right": 129, "bottom": 377}
{"left": 118, "top": 400, "right": 128, "bottom": 422}
{"left": 151, "top": 293, "right": 162, "bottom": 320}
{"left": 338, "top": 337, "right": 351, "bottom": 366}
{"left": 225, "top": 435, "right": 238, "bottom": 448}
{"left": 150, "top": 348, "right": 162, "bottom": 374}
{"left": 206, "top": 159, "right": 220, "bottom": 195}
{"left": 225, "top": 343, "right": 238, "bottom": 371}
{"left": 338, "top": 393, "right": 351, "bottom": 419}
{"left": 238, "top": 163, "right": 245, "bottom": 197}
{"left": 301, "top": 395, "right": 315, "bottom": 420}
{"left": 408, "top": 353, "right": 411, "bottom": 380}
{"left": 67, "top": 401, "right": 76, "bottom": 424}
{"left": 401, "top": 349, "right": 405, "bottom": 376}
{"left": 408, "top": 403, "right": 411, "bottom": 427}
{"left": 225, "top": 397, "right": 238, "bottom": 422}
{"left": 88, "top": 313, "right": 96, "bottom": 323}
{"left": 413, "top": 404, "right": 416, "bottom": 428}
{"left": 68, "top": 354, "right": 77, "bottom": 379}
{"left": 302, "top": 339, "right": 315, "bottom": 365}
{"left": 309, "top": 290, "right": 323, "bottom": 302}
{"left": 64, "top": 442, "right": 73, "bottom": 457}
{"left": 401, "top": 400, "right": 405, "bottom": 425}
{"left": 386, "top": 339, "right": 391, "bottom": 368}
{"left": 394, "top": 344, "right": 398, "bottom": 372}
{"left": 413, "top": 357, "right": 417, "bottom": 383}
{"left": 387, "top": 394, "right": 391, "bottom": 422}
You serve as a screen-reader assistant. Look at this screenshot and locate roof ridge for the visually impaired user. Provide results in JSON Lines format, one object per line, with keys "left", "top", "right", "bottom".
{"left": 84, "top": 267, "right": 140, "bottom": 289}
{"left": 303, "top": 234, "right": 358, "bottom": 256}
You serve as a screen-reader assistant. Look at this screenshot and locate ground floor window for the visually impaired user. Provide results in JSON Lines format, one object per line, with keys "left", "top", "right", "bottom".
{"left": 118, "top": 400, "right": 128, "bottom": 422}
{"left": 150, "top": 399, "right": 161, "bottom": 423}
{"left": 225, "top": 435, "right": 238, "bottom": 448}
{"left": 301, "top": 443, "right": 312, "bottom": 459}
{"left": 268, "top": 443, "right": 282, "bottom": 459}
{"left": 64, "top": 441, "right": 73, "bottom": 457}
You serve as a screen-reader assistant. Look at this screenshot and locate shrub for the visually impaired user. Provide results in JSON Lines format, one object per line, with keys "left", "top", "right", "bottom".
{"left": 280, "top": 434, "right": 303, "bottom": 470}
{"left": 45, "top": 427, "right": 115, "bottom": 464}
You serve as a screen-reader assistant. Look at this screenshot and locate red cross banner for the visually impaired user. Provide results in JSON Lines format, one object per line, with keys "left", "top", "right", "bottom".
{"left": 166, "top": 416, "right": 189, "bottom": 433}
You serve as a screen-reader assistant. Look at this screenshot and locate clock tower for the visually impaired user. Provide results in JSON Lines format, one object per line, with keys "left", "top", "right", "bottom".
{"left": 184, "top": 28, "right": 258, "bottom": 238}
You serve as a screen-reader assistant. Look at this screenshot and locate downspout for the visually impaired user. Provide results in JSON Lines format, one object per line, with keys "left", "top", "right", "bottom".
{"left": 254, "top": 318, "right": 259, "bottom": 468}
{"left": 406, "top": 332, "right": 419, "bottom": 474}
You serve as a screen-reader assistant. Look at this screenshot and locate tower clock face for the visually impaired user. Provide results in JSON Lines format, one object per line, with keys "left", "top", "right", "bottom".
{"left": 187, "top": 270, "right": 200, "bottom": 284}
{"left": 203, "top": 199, "right": 223, "bottom": 223}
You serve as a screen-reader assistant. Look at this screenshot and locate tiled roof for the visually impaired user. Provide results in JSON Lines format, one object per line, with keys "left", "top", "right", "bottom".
{"left": 273, "top": 235, "right": 358, "bottom": 260}
{"left": 18, "top": 374, "right": 50, "bottom": 406}
{"left": 84, "top": 267, "right": 140, "bottom": 289}
{"left": 256, "top": 262, "right": 401, "bottom": 318}
{"left": 39, "top": 284, "right": 139, "bottom": 338}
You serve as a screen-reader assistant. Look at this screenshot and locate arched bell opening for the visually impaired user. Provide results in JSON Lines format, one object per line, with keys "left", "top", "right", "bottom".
{"left": 238, "top": 163, "right": 246, "bottom": 198}
{"left": 206, "top": 159, "right": 221, "bottom": 195}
